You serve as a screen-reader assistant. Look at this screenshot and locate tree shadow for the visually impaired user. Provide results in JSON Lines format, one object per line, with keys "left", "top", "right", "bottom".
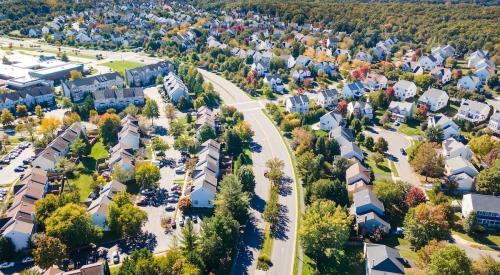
{"left": 118, "top": 231, "right": 157, "bottom": 254}
{"left": 251, "top": 193, "right": 266, "bottom": 214}
{"left": 231, "top": 216, "right": 263, "bottom": 275}
{"left": 271, "top": 204, "right": 289, "bottom": 241}
{"left": 278, "top": 177, "right": 293, "bottom": 197}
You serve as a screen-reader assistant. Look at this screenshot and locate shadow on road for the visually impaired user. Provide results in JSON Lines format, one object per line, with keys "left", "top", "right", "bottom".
{"left": 251, "top": 193, "right": 266, "bottom": 213}
{"left": 272, "top": 204, "right": 290, "bottom": 241}
{"left": 231, "top": 216, "right": 263, "bottom": 275}
{"left": 278, "top": 176, "right": 293, "bottom": 197}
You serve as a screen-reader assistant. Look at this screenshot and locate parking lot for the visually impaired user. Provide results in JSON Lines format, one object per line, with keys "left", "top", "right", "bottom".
{"left": 0, "top": 142, "right": 35, "bottom": 186}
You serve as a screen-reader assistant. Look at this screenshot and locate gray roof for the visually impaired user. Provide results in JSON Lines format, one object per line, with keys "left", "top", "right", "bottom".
{"left": 329, "top": 126, "right": 354, "bottom": 146}
{"left": 64, "top": 72, "right": 121, "bottom": 89}
{"left": 0, "top": 86, "right": 53, "bottom": 103}
{"left": 126, "top": 61, "right": 172, "bottom": 76}
{"left": 319, "top": 89, "right": 338, "bottom": 99}
{"left": 394, "top": 79, "right": 415, "bottom": 90}
{"left": 288, "top": 94, "right": 309, "bottom": 106}
{"left": 93, "top": 87, "right": 144, "bottom": 100}
{"left": 365, "top": 243, "right": 405, "bottom": 275}
{"left": 353, "top": 188, "right": 384, "bottom": 213}
{"left": 322, "top": 110, "right": 343, "bottom": 123}
{"left": 420, "top": 88, "right": 447, "bottom": 101}
{"left": 464, "top": 194, "right": 500, "bottom": 214}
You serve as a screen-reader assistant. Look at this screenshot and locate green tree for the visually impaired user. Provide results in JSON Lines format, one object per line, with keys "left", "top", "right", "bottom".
{"left": 469, "top": 135, "right": 499, "bottom": 157}
{"left": 309, "top": 179, "right": 348, "bottom": 206}
{"left": 69, "top": 137, "right": 91, "bottom": 158}
{"left": 117, "top": 249, "right": 158, "bottom": 275}
{"left": 169, "top": 119, "right": 186, "bottom": 137}
{"left": 164, "top": 103, "right": 177, "bottom": 122}
{"left": 177, "top": 96, "right": 190, "bottom": 111}
{"left": 374, "top": 180, "right": 410, "bottom": 222}
{"left": 374, "top": 137, "right": 388, "bottom": 153}
{"left": 403, "top": 204, "right": 450, "bottom": 249}
{"left": 198, "top": 213, "right": 240, "bottom": 272}
{"left": 426, "top": 245, "right": 472, "bottom": 275}
{"left": 142, "top": 99, "right": 160, "bottom": 124}
{"left": 61, "top": 52, "right": 69, "bottom": 62}
{"left": 425, "top": 126, "right": 444, "bottom": 143}
{"left": 111, "top": 163, "right": 134, "bottom": 183}
{"left": 263, "top": 186, "right": 280, "bottom": 232}
{"left": 225, "top": 129, "right": 243, "bottom": 157}
{"left": 364, "top": 136, "right": 375, "bottom": 151}
{"left": 108, "top": 193, "right": 148, "bottom": 237}
{"left": 123, "top": 103, "right": 139, "bottom": 117}
{"left": 0, "top": 236, "right": 15, "bottom": 261}
{"left": 213, "top": 174, "right": 250, "bottom": 225}
{"left": 475, "top": 159, "right": 500, "bottom": 195}
{"left": 198, "top": 124, "right": 216, "bottom": 142}
{"left": 445, "top": 57, "right": 457, "bottom": 68}
{"left": 135, "top": 163, "right": 161, "bottom": 190}
{"left": 300, "top": 200, "right": 352, "bottom": 272}
{"left": 297, "top": 151, "right": 323, "bottom": 186}
{"left": 45, "top": 203, "right": 102, "bottom": 248}
{"left": 16, "top": 104, "right": 28, "bottom": 117}
{"left": 237, "top": 165, "right": 256, "bottom": 193}
{"left": 32, "top": 234, "right": 67, "bottom": 269}
{"left": 99, "top": 113, "right": 121, "bottom": 146}
{"left": 463, "top": 211, "right": 477, "bottom": 234}
{"left": 350, "top": 118, "right": 363, "bottom": 135}
{"left": 265, "top": 157, "right": 285, "bottom": 186}
{"left": 414, "top": 74, "right": 435, "bottom": 89}
{"left": 180, "top": 220, "right": 204, "bottom": 267}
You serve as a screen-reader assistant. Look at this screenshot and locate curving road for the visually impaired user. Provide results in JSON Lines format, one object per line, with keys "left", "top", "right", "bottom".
{"left": 199, "top": 69, "right": 298, "bottom": 275}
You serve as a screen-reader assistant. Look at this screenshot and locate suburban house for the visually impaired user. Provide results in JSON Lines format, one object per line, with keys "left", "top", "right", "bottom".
{"left": 346, "top": 162, "right": 371, "bottom": 192}
{"left": 340, "top": 141, "right": 364, "bottom": 162}
{"left": 488, "top": 109, "right": 500, "bottom": 134}
{"left": 0, "top": 86, "right": 55, "bottom": 111}
{"left": 108, "top": 147, "right": 134, "bottom": 172}
{"left": 462, "top": 194, "right": 500, "bottom": 229}
{"left": 263, "top": 73, "right": 284, "bottom": 94}
{"left": 88, "top": 180, "right": 126, "bottom": 230}
{"left": 363, "top": 73, "right": 387, "bottom": 91}
{"left": 190, "top": 139, "right": 221, "bottom": 208}
{"left": 352, "top": 188, "right": 389, "bottom": 234}
{"left": 1, "top": 168, "right": 48, "bottom": 250}
{"left": 117, "top": 115, "right": 140, "bottom": 150}
{"left": 285, "top": 95, "right": 309, "bottom": 113}
{"left": 388, "top": 101, "right": 414, "bottom": 122}
{"left": 418, "top": 88, "right": 449, "bottom": 112}
{"left": 455, "top": 99, "right": 491, "bottom": 123}
{"left": 347, "top": 101, "right": 373, "bottom": 119}
{"left": 295, "top": 55, "right": 312, "bottom": 67}
{"left": 62, "top": 72, "right": 123, "bottom": 102}
{"left": 328, "top": 126, "right": 364, "bottom": 161}
{"left": 342, "top": 81, "right": 365, "bottom": 98}
{"left": 195, "top": 107, "right": 217, "bottom": 136}
{"left": 316, "top": 89, "right": 338, "bottom": 109}
{"left": 92, "top": 87, "right": 145, "bottom": 111}
{"left": 393, "top": 80, "right": 417, "bottom": 101}
{"left": 355, "top": 51, "right": 373, "bottom": 63}
{"left": 457, "top": 75, "right": 481, "bottom": 92}
{"left": 319, "top": 110, "right": 345, "bottom": 131}
{"left": 445, "top": 156, "right": 479, "bottom": 191}
{"left": 467, "top": 49, "right": 489, "bottom": 68}
{"left": 125, "top": 61, "right": 173, "bottom": 87}
{"left": 430, "top": 67, "right": 452, "bottom": 84}
{"left": 364, "top": 243, "right": 405, "bottom": 275}
{"left": 163, "top": 72, "right": 190, "bottom": 103}
{"left": 43, "top": 262, "right": 105, "bottom": 275}
{"left": 427, "top": 115, "right": 460, "bottom": 139}
{"left": 418, "top": 55, "right": 438, "bottom": 70}
{"left": 442, "top": 137, "right": 473, "bottom": 160}
{"left": 431, "top": 45, "right": 455, "bottom": 62}
{"left": 329, "top": 126, "right": 354, "bottom": 146}
{"left": 291, "top": 68, "right": 311, "bottom": 83}
{"left": 32, "top": 123, "right": 86, "bottom": 171}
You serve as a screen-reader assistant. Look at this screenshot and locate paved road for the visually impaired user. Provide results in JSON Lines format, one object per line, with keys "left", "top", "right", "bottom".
{"left": 451, "top": 234, "right": 500, "bottom": 260}
{"left": 364, "top": 126, "right": 421, "bottom": 186}
{"left": 0, "top": 146, "right": 35, "bottom": 185}
{"left": 199, "top": 69, "right": 297, "bottom": 275}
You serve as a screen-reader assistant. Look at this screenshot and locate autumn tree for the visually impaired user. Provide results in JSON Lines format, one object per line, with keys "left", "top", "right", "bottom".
{"left": 472, "top": 255, "right": 500, "bottom": 275}
{"left": 469, "top": 135, "right": 499, "bottom": 157}
{"left": 69, "top": 70, "right": 83, "bottom": 80}
{"left": 265, "top": 158, "right": 284, "bottom": 186}
{"left": 1, "top": 108, "right": 15, "bottom": 127}
{"left": 63, "top": 112, "right": 81, "bottom": 127}
{"left": 426, "top": 245, "right": 472, "bottom": 275}
{"left": 235, "top": 121, "right": 254, "bottom": 143}
{"left": 415, "top": 240, "right": 447, "bottom": 269}
{"left": 99, "top": 113, "right": 121, "bottom": 145}
{"left": 108, "top": 192, "right": 147, "bottom": 237}
{"left": 142, "top": 99, "right": 160, "bottom": 124}
{"left": 16, "top": 104, "right": 28, "bottom": 117}
{"left": 410, "top": 142, "right": 445, "bottom": 180}
{"left": 135, "top": 162, "right": 161, "bottom": 190}
{"left": 164, "top": 103, "right": 177, "bottom": 122}
{"left": 39, "top": 117, "right": 62, "bottom": 139}
{"left": 403, "top": 203, "right": 450, "bottom": 249}
{"left": 405, "top": 186, "right": 427, "bottom": 207}
{"left": 32, "top": 234, "right": 67, "bottom": 269}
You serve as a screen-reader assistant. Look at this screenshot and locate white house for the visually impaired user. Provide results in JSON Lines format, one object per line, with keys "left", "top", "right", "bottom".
{"left": 191, "top": 175, "right": 217, "bottom": 208}
{"left": 388, "top": 101, "right": 414, "bottom": 122}
{"left": 455, "top": 99, "right": 491, "bottom": 123}
{"left": 418, "top": 88, "right": 449, "bottom": 112}
{"left": 488, "top": 109, "right": 500, "bottom": 134}
{"left": 467, "top": 50, "right": 488, "bottom": 68}
{"left": 93, "top": 88, "right": 145, "bottom": 112}
{"left": 427, "top": 115, "right": 460, "bottom": 139}
{"left": 418, "top": 55, "right": 438, "bottom": 70}
{"left": 355, "top": 51, "right": 372, "bottom": 63}
{"left": 191, "top": 139, "right": 220, "bottom": 208}
{"left": 0, "top": 219, "right": 33, "bottom": 251}
{"left": 363, "top": 73, "right": 387, "bottom": 91}
{"left": 295, "top": 55, "right": 312, "bottom": 67}
{"left": 342, "top": 81, "right": 365, "bottom": 98}
{"left": 442, "top": 138, "right": 473, "bottom": 160}
{"left": 393, "top": 80, "right": 417, "bottom": 101}
{"left": 62, "top": 72, "right": 123, "bottom": 102}
{"left": 462, "top": 194, "right": 500, "bottom": 229}
{"left": 340, "top": 142, "right": 364, "bottom": 162}
{"left": 316, "top": 89, "right": 338, "bottom": 108}
{"left": 457, "top": 75, "right": 481, "bottom": 92}
{"left": 88, "top": 181, "right": 126, "bottom": 230}
{"left": 285, "top": 95, "right": 309, "bottom": 113}
{"left": 118, "top": 116, "right": 140, "bottom": 150}
{"left": 445, "top": 156, "right": 478, "bottom": 179}
{"left": 347, "top": 101, "right": 373, "bottom": 119}
{"left": 163, "top": 72, "right": 190, "bottom": 104}
{"left": 430, "top": 67, "right": 452, "bottom": 84}
{"left": 319, "top": 110, "right": 345, "bottom": 131}
{"left": 263, "top": 74, "right": 284, "bottom": 94}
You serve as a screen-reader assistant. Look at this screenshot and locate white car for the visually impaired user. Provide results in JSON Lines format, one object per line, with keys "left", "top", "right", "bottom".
{"left": 22, "top": 256, "right": 34, "bottom": 263}
{"left": 0, "top": 262, "right": 14, "bottom": 269}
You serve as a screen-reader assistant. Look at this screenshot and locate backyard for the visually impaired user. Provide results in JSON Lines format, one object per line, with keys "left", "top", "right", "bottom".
{"left": 301, "top": 245, "right": 364, "bottom": 275}
{"left": 102, "top": 60, "right": 144, "bottom": 77}
{"left": 397, "top": 119, "right": 423, "bottom": 136}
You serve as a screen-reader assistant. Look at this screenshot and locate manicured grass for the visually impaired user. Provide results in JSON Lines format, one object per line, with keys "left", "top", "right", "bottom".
{"left": 398, "top": 122, "right": 423, "bottom": 136}
{"left": 389, "top": 160, "right": 399, "bottom": 177}
{"left": 90, "top": 141, "right": 108, "bottom": 160}
{"left": 452, "top": 230, "right": 500, "bottom": 248}
{"left": 261, "top": 225, "right": 274, "bottom": 256}
{"left": 302, "top": 245, "right": 364, "bottom": 275}
{"left": 366, "top": 155, "right": 391, "bottom": 176}
{"left": 67, "top": 172, "right": 93, "bottom": 202}
{"left": 102, "top": 60, "right": 144, "bottom": 77}
{"left": 233, "top": 148, "right": 252, "bottom": 173}
{"left": 314, "top": 129, "right": 329, "bottom": 138}
{"left": 380, "top": 236, "right": 418, "bottom": 261}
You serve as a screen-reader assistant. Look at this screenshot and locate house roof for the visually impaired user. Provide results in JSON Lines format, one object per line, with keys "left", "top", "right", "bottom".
{"left": 346, "top": 162, "right": 371, "bottom": 184}
{"left": 463, "top": 194, "right": 500, "bottom": 214}
{"left": 458, "top": 99, "right": 490, "bottom": 115}
{"left": 126, "top": 61, "right": 172, "bottom": 76}
{"left": 388, "top": 101, "right": 413, "bottom": 114}
{"left": 345, "top": 81, "right": 364, "bottom": 91}
{"left": 318, "top": 89, "right": 338, "bottom": 99}
{"left": 329, "top": 126, "right": 354, "bottom": 146}
{"left": 445, "top": 156, "right": 478, "bottom": 177}
{"left": 394, "top": 80, "right": 415, "bottom": 90}
{"left": 93, "top": 87, "right": 144, "bottom": 101}
{"left": 63, "top": 262, "right": 103, "bottom": 275}
{"left": 340, "top": 142, "right": 364, "bottom": 160}
{"left": 357, "top": 212, "right": 391, "bottom": 229}
{"left": 353, "top": 188, "right": 384, "bottom": 212}
{"left": 63, "top": 72, "right": 121, "bottom": 89}
{"left": 0, "top": 86, "right": 53, "bottom": 104}
{"left": 0, "top": 218, "right": 34, "bottom": 235}
{"left": 442, "top": 137, "right": 468, "bottom": 155}
{"left": 288, "top": 94, "right": 309, "bottom": 106}
{"left": 365, "top": 243, "right": 405, "bottom": 275}
{"left": 420, "top": 88, "right": 447, "bottom": 102}
{"left": 321, "top": 110, "right": 343, "bottom": 124}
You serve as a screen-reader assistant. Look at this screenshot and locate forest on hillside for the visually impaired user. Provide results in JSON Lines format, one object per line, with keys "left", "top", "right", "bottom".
{"left": 191, "top": 0, "right": 500, "bottom": 55}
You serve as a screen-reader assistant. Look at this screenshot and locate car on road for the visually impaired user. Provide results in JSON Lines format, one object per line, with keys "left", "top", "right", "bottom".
{"left": 167, "top": 197, "right": 178, "bottom": 203}
{"left": 0, "top": 262, "right": 14, "bottom": 269}
{"left": 400, "top": 148, "right": 406, "bottom": 155}
{"left": 22, "top": 257, "right": 34, "bottom": 263}
{"left": 14, "top": 166, "right": 25, "bottom": 172}
{"left": 170, "top": 220, "right": 176, "bottom": 229}
{"left": 175, "top": 166, "right": 185, "bottom": 174}
{"left": 112, "top": 251, "right": 120, "bottom": 264}
{"left": 165, "top": 204, "right": 176, "bottom": 211}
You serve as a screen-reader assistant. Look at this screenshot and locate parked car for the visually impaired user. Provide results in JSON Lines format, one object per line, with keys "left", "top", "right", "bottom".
{"left": 0, "top": 262, "right": 14, "bottom": 269}
{"left": 165, "top": 204, "right": 176, "bottom": 211}
{"left": 136, "top": 196, "right": 148, "bottom": 206}
{"left": 141, "top": 189, "right": 154, "bottom": 196}
{"left": 14, "top": 166, "right": 25, "bottom": 172}
{"left": 22, "top": 257, "right": 34, "bottom": 263}
{"left": 400, "top": 148, "right": 406, "bottom": 155}
{"left": 112, "top": 251, "right": 120, "bottom": 264}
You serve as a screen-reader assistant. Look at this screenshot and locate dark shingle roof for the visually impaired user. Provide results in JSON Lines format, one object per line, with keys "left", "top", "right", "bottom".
{"left": 64, "top": 72, "right": 121, "bottom": 89}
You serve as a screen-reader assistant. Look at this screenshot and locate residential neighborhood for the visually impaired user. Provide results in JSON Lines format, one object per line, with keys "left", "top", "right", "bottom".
{"left": 0, "top": 0, "right": 498, "bottom": 275}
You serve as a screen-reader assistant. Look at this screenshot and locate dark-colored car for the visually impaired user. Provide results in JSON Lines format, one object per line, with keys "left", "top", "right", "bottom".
{"left": 171, "top": 220, "right": 176, "bottom": 229}
{"left": 400, "top": 148, "right": 406, "bottom": 155}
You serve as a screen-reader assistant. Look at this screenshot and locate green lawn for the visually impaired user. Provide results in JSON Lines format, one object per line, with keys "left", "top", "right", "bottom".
{"left": 389, "top": 161, "right": 399, "bottom": 177}
{"left": 398, "top": 120, "right": 423, "bottom": 136}
{"left": 380, "top": 236, "right": 418, "bottom": 261}
{"left": 67, "top": 172, "right": 93, "bottom": 202}
{"left": 102, "top": 60, "right": 144, "bottom": 77}
{"left": 366, "top": 155, "right": 392, "bottom": 176}
{"left": 90, "top": 141, "right": 108, "bottom": 160}
{"left": 452, "top": 230, "right": 500, "bottom": 248}
{"left": 302, "top": 245, "right": 364, "bottom": 275}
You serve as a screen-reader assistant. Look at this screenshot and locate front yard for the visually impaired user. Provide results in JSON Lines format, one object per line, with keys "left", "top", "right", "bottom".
{"left": 365, "top": 155, "right": 392, "bottom": 176}
{"left": 102, "top": 60, "right": 144, "bottom": 77}
{"left": 397, "top": 119, "right": 423, "bottom": 136}
{"left": 301, "top": 245, "right": 364, "bottom": 275}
